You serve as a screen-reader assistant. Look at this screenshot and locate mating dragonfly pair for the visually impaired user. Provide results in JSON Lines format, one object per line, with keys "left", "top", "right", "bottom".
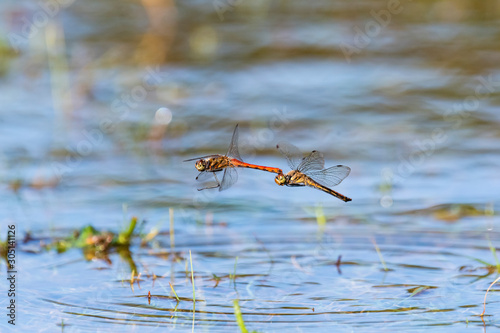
{"left": 184, "top": 125, "right": 352, "bottom": 202}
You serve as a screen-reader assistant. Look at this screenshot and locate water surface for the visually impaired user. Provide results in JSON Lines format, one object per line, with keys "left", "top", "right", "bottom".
{"left": 0, "top": 0, "right": 499, "bottom": 331}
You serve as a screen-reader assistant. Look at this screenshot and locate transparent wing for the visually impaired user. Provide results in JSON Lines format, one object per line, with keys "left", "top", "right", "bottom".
{"left": 195, "top": 171, "right": 221, "bottom": 191}
{"left": 276, "top": 141, "right": 303, "bottom": 170}
{"left": 297, "top": 150, "right": 325, "bottom": 173}
{"left": 195, "top": 171, "right": 221, "bottom": 182}
{"left": 226, "top": 124, "right": 242, "bottom": 161}
{"left": 306, "top": 165, "right": 351, "bottom": 188}
{"left": 183, "top": 154, "right": 220, "bottom": 162}
{"left": 219, "top": 166, "right": 238, "bottom": 191}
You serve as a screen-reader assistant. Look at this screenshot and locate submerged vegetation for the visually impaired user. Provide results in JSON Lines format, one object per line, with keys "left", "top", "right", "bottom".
{"left": 234, "top": 299, "right": 260, "bottom": 333}
{"left": 47, "top": 217, "right": 138, "bottom": 254}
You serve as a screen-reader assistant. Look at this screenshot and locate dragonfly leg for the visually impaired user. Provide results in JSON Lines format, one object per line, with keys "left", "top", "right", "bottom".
{"left": 286, "top": 183, "right": 305, "bottom": 187}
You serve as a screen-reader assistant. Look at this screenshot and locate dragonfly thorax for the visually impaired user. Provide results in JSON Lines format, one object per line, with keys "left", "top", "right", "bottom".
{"left": 196, "top": 156, "right": 231, "bottom": 173}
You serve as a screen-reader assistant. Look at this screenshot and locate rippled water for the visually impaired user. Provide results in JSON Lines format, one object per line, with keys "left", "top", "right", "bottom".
{"left": 1, "top": 0, "right": 499, "bottom": 332}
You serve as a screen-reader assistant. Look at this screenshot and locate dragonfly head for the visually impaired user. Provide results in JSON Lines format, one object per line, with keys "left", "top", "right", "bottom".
{"left": 275, "top": 173, "right": 286, "bottom": 186}
{"left": 195, "top": 159, "right": 206, "bottom": 171}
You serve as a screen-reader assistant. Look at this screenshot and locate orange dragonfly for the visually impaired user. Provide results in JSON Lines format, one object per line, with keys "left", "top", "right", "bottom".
{"left": 184, "top": 125, "right": 283, "bottom": 191}
{"left": 274, "top": 142, "right": 352, "bottom": 202}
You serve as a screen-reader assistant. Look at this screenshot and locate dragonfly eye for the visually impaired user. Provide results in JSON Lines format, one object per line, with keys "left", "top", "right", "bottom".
{"left": 195, "top": 160, "right": 206, "bottom": 171}
{"left": 275, "top": 174, "right": 286, "bottom": 186}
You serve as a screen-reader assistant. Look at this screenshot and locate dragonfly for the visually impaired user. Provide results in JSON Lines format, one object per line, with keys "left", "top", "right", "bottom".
{"left": 184, "top": 125, "right": 283, "bottom": 191}
{"left": 274, "top": 142, "right": 352, "bottom": 202}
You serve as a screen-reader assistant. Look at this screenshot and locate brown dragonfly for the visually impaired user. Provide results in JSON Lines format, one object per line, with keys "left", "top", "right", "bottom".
{"left": 274, "top": 142, "right": 352, "bottom": 202}
{"left": 185, "top": 125, "right": 283, "bottom": 191}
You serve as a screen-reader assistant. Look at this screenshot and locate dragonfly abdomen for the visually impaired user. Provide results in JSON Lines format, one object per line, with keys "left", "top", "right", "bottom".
{"left": 230, "top": 159, "right": 282, "bottom": 174}
{"left": 304, "top": 178, "right": 352, "bottom": 202}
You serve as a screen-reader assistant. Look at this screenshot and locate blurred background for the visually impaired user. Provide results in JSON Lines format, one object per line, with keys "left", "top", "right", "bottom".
{"left": 1, "top": 0, "right": 499, "bottom": 331}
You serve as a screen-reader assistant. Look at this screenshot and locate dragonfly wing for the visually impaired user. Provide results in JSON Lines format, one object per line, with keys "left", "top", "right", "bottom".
{"left": 297, "top": 150, "right": 325, "bottom": 173}
{"left": 194, "top": 171, "right": 221, "bottom": 190}
{"left": 306, "top": 165, "right": 351, "bottom": 187}
{"left": 219, "top": 166, "right": 238, "bottom": 191}
{"left": 183, "top": 154, "right": 221, "bottom": 162}
{"left": 195, "top": 171, "right": 221, "bottom": 181}
{"left": 226, "top": 124, "right": 243, "bottom": 161}
{"left": 276, "top": 141, "right": 303, "bottom": 171}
